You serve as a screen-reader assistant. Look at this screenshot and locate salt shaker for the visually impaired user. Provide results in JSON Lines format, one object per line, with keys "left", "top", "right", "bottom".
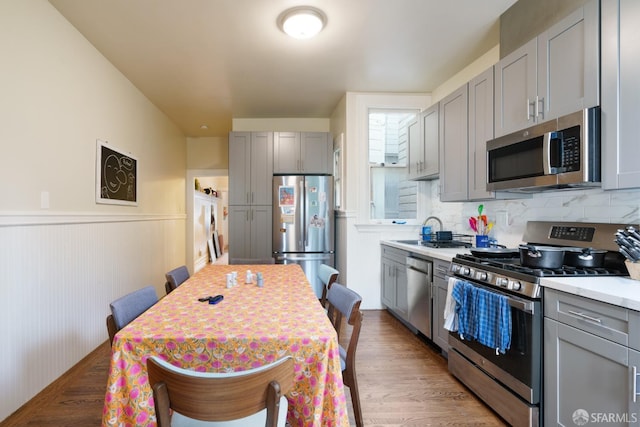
{"left": 231, "top": 271, "right": 238, "bottom": 286}
{"left": 256, "top": 272, "right": 264, "bottom": 287}
{"left": 245, "top": 269, "right": 253, "bottom": 284}
{"left": 225, "top": 273, "right": 233, "bottom": 288}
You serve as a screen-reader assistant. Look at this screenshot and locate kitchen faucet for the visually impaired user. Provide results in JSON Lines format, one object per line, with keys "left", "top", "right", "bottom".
{"left": 422, "top": 216, "right": 443, "bottom": 231}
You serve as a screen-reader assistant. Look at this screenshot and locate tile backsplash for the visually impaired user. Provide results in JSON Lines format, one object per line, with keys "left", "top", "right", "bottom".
{"left": 420, "top": 181, "right": 640, "bottom": 247}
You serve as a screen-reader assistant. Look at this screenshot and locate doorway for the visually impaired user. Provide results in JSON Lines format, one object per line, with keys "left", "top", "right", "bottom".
{"left": 186, "top": 169, "right": 228, "bottom": 272}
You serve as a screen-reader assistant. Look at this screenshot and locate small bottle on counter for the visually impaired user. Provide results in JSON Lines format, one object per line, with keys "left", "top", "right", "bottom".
{"left": 245, "top": 269, "right": 253, "bottom": 284}
{"left": 256, "top": 272, "right": 264, "bottom": 287}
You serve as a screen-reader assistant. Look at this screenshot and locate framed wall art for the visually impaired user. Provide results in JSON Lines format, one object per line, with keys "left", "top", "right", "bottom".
{"left": 96, "top": 139, "right": 138, "bottom": 206}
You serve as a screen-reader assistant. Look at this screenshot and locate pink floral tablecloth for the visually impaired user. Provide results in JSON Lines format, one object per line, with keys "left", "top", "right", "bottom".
{"left": 102, "top": 264, "right": 349, "bottom": 427}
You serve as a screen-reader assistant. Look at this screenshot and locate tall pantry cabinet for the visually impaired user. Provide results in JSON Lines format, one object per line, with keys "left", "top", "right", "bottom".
{"left": 602, "top": 0, "right": 640, "bottom": 189}
{"left": 228, "top": 132, "right": 273, "bottom": 260}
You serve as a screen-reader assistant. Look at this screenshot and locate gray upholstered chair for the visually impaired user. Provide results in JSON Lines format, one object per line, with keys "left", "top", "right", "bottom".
{"left": 106, "top": 285, "right": 158, "bottom": 345}
{"left": 229, "top": 258, "right": 276, "bottom": 265}
{"left": 165, "top": 265, "right": 190, "bottom": 294}
{"left": 325, "top": 282, "right": 364, "bottom": 427}
{"left": 147, "top": 355, "right": 294, "bottom": 427}
{"left": 318, "top": 264, "right": 339, "bottom": 307}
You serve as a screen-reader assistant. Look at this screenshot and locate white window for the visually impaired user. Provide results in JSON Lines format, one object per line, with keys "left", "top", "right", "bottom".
{"left": 369, "top": 109, "right": 418, "bottom": 220}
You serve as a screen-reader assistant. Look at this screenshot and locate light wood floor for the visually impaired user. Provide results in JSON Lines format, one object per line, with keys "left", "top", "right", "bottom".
{"left": 1, "top": 310, "right": 506, "bottom": 426}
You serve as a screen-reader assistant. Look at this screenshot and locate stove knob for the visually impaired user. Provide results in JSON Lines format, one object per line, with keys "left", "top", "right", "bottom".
{"left": 476, "top": 272, "right": 488, "bottom": 281}
{"left": 496, "top": 277, "right": 508, "bottom": 287}
{"left": 460, "top": 267, "right": 470, "bottom": 276}
{"left": 451, "top": 265, "right": 460, "bottom": 274}
{"left": 508, "top": 280, "right": 522, "bottom": 291}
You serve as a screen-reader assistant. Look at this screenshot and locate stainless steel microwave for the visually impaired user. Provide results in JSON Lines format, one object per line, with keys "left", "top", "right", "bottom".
{"left": 486, "top": 107, "right": 600, "bottom": 192}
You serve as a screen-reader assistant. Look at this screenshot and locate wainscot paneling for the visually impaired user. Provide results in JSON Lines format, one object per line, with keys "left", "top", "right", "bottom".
{"left": 0, "top": 213, "right": 185, "bottom": 422}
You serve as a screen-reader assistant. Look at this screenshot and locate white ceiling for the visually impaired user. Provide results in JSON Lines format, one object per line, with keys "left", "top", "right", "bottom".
{"left": 48, "top": 0, "right": 517, "bottom": 137}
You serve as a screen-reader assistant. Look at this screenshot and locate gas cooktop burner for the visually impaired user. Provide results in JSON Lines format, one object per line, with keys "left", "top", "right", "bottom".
{"left": 455, "top": 254, "right": 626, "bottom": 278}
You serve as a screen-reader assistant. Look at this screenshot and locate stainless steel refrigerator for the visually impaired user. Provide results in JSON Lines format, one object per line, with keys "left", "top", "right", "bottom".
{"left": 272, "top": 175, "right": 334, "bottom": 297}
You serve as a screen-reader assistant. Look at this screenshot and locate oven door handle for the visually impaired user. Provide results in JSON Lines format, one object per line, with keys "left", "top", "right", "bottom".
{"left": 506, "top": 297, "right": 535, "bottom": 314}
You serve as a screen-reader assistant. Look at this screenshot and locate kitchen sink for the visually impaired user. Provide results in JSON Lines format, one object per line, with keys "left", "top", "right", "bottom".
{"left": 394, "top": 239, "right": 423, "bottom": 245}
{"left": 392, "top": 239, "right": 472, "bottom": 249}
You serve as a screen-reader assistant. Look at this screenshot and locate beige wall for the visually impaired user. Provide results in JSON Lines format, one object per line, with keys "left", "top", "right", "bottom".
{"left": 187, "top": 136, "right": 229, "bottom": 169}
{"left": 0, "top": 1, "right": 187, "bottom": 421}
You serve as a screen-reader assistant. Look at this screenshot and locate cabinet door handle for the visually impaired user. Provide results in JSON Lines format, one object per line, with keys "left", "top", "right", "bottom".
{"left": 537, "top": 96, "right": 545, "bottom": 120}
{"left": 567, "top": 310, "right": 602, "bottom": 323}
{"left": 527, "top": 98, "right": 536, "bottom": 121}
{"left": 633, "top": 366, "right": 639, "bottom": 403}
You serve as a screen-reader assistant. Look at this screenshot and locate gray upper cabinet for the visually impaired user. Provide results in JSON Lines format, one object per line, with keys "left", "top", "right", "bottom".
{"left": 408, "top": 105, "right": 439, "bottom": 180}
{"left": 538, "top": 0, "right": 599, "bottom": 122}
{"left": 495, "top": 38, "right": 537, "bottom": 137}
{"left": 407, "top": 115, "right": 422, "bottom": 180}
{"left": 602, "top": 0, "right": 640, "bottom": 190}
{"left": 495, "top": 0, "right": 599, "bottom": 137}
{"left": 228, "top": 132, "right": 273, "bottom": 206}
{"left": 467, "top": 66, "right": 495, "bottom": 201}
{"left": 273, "top": 132, "right": 332, "bottom": 174}
{"left": 421, "top": 104, "right": 439, "bottom": 179}
{"left": 439, "top": 84, "right": 469, "bottom": 202}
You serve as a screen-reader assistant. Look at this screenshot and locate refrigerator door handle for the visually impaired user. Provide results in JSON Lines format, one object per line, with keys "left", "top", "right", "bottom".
{"left": 300, "top": 179, "right": 308, "bottom": 248}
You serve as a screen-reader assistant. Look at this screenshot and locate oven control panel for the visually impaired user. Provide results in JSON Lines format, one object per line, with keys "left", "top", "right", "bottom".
{"left": 450, "top": 263, "right": 540, "bottom": 299}
{"left": 549, "top": 225, "right": 595, "bottom": 242}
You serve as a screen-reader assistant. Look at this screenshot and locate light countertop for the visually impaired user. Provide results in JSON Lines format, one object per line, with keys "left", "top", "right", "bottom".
{"left": 540, "top": 276, "right": 640, "bottom": 311}
{"left": 381, "top": 240, "right": 640, "bottom": 312}
{"left": 381, "top": 240, "right": 469, "bottom": 262}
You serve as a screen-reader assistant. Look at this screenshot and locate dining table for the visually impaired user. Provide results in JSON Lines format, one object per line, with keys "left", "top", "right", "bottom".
{"left": 102, "top": 263, "right": 350, "bottom": 427}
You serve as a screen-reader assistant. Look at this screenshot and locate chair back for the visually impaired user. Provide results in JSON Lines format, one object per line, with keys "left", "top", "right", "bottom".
{"left": 107, "top": 285, "right": 158, "bottom": 344}
{"left": 326, "top": 282, "right": 363, "bottom": 347}
{"left": 165, "top": 265, "right": 190, "bottom": 294}
{"left": 325, "top": 282, "right": 364, "bottom": 427}
{"left": 318, "top": 264, "right": 339, "bottom": 307}
{"left": 147, "top": 356, "right": 294, "bottom": 427}
{"left": 230, "top": 257, "right": 276, "bottom": 265}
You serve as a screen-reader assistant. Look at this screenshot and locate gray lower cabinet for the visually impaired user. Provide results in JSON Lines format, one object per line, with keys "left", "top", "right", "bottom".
{"left": 380, "top": 245, "right": 409, "bottom": 321}
{"left": 544, "top": 289, "right": 640, "bottom": 426}
{"left": 432, "top": 259, "right": 451, "bottom": 353}
{"left": 228, "top": 205, "right": 272, "bottom": 260}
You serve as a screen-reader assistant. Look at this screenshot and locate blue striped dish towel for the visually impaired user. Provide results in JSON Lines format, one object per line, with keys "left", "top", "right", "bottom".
{"left": 474, "top": 287, "right": 512, "bottom": 354}
{"left": 451, "top": 279, "right": 476, "bottom": 339}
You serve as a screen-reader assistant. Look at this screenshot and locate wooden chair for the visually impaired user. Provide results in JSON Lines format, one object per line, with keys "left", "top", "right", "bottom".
{"left": 318, "top": 263, "right": 339, "bottom": 307}
{"left": 147, "top": 355, "right": 294, "bottom": 427}
{"left": 106, "top": 285, "right": 158, "bottom": 345}
{"left": 229, "top": 257, "right": 276, "bottom": 265}
{"left": 165, "top": 265, "right": 190, "bottom": 294}
{"left": 325, "top": 282, "right": 364, "bottom": 427}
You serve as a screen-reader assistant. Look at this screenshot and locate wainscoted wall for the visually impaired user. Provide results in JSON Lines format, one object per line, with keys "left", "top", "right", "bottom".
{"left": 0, "top": 214, "right": 185, "bottom": 421}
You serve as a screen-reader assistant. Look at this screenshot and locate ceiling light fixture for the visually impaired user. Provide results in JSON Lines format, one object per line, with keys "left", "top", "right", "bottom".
{"left": 278, "top": 6, "right": 326, "bottom": 40}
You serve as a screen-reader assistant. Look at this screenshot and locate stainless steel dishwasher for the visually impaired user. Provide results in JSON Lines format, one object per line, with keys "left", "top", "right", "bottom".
{"left": 406, "top": 256, "right": 433, "bottom": 338}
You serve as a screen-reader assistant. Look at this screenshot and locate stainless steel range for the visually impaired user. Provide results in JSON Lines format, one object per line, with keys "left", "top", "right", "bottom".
{"left": 447, "top": 221, "right": 632, "bottom": 427}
